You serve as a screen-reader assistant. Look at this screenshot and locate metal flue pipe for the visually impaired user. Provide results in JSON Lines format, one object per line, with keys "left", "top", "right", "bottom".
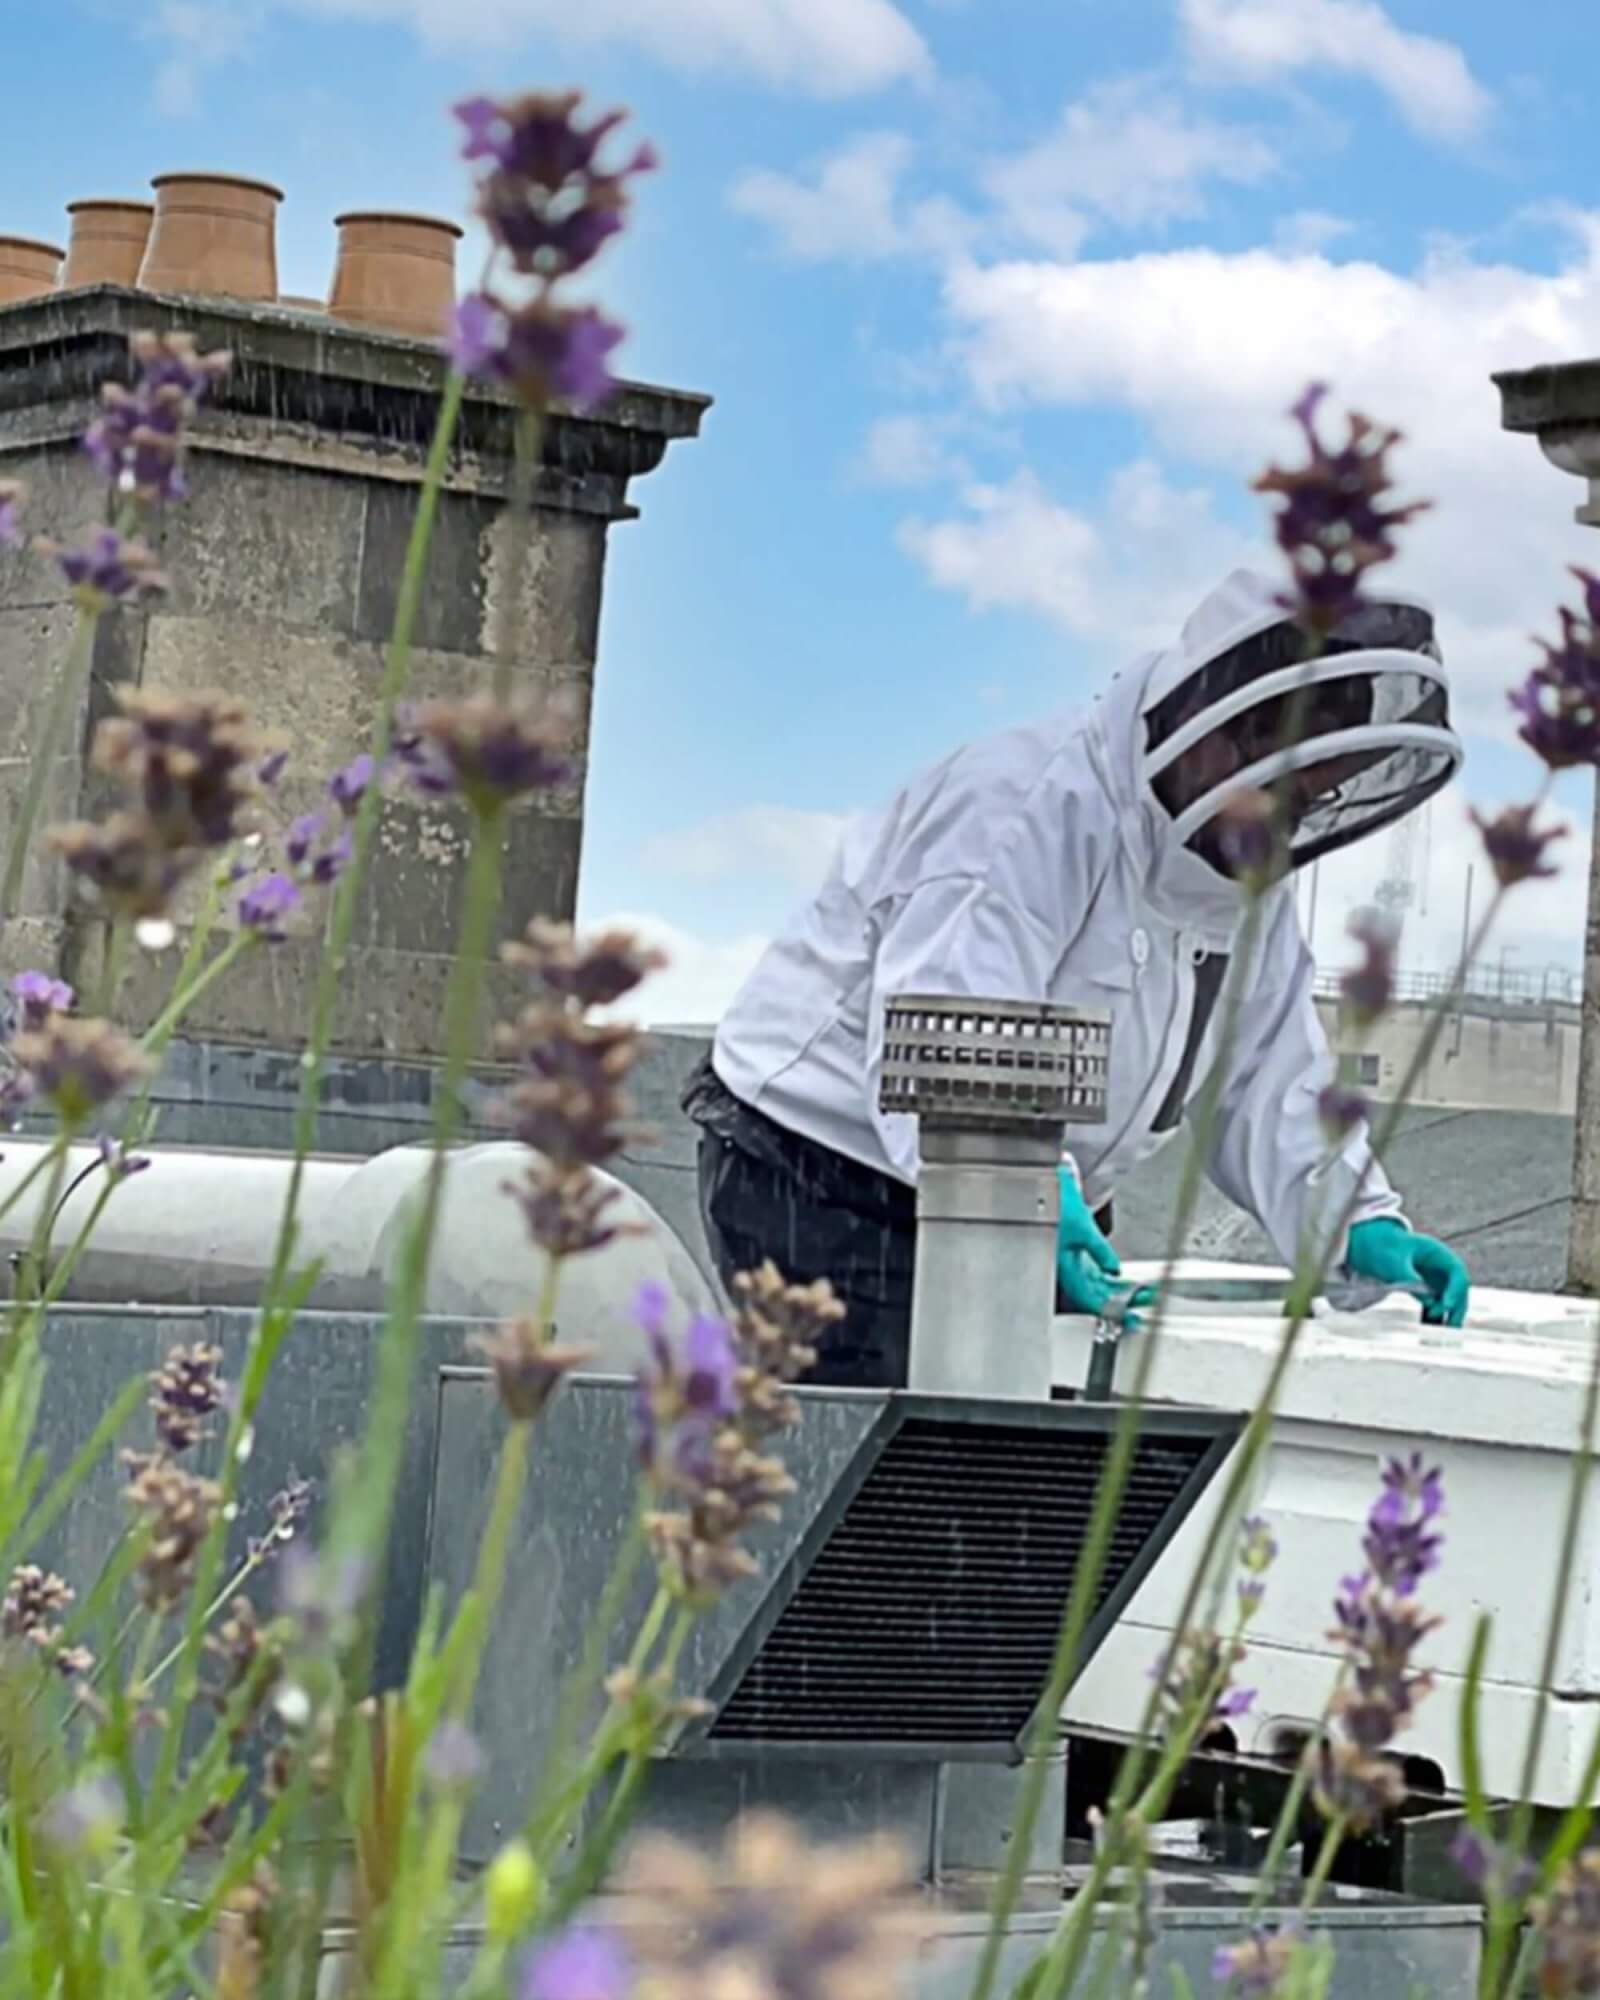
{"left": 879, "top": 994, "right": 1111, "bottom": 1399}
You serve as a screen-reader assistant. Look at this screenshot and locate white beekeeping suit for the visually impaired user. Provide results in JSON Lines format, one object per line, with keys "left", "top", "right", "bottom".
{"left": 709, "top": 569, "right": 1461, "bottom": 1272}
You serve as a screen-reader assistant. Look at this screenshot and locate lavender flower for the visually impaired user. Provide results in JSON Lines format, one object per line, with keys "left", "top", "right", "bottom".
{"left": 1215, "top": 786, "right": 1285, "bottom": 889}
{"left": 1152, "top": 1627, "right": 1254, "bottom": 1736}
{"left": 12, "top": 1016, "right": 151, "bottom": 1124}
{"left": 328, "top": 752, "right": 374, "bottom": 816}
{"left": 50, "top": 813, "right": 191, "bottom": 920}
{"left": 509, "top": 1157, "right": 634, "bottom": 1260}
{"left": 395, "top": 692, "right": 571, "bottom": 812}
{"left": 94, "top": 688, "right": 275, "bottom": 853}
{"left": 45, "top": 527, "right": 166, "bottom": 607}
{"left": 471, "top": 1315, "right": 593, "bottom": 1422}
{"left": 521, "top": 1925, "right": 633, "bottom": 2000}
{"left": 285, "top": 812, "right": 352, "bottom": 885}
{"left": 1252, "top": 383, "right": 1429, "bottom": 634}
{"left": 247, "top": 1471, "right": 314, "bottom": 1565}
{"left": 0, "top": 1563, "right": 92, "bottom": 1679}
{"left": 1471, "top": 803, "right": 1566, "bottom": 889}
{"left": 616, "top": 1812, "right": 915, "bottom": 2000}
{"left": 1237, "top": 1513, "right": 1278, "bottom": 1616}
{"left": 277, "top": 1543, "right": 372, "bottom": 1645}
{"left": 257, "top": 747, "right": 289, "bottom": 788}
{"left": 1339, "top": 908, "right": 1398, "bottom": 1029}
{"left": 238, "top": 871, "right": 301, "bottom": 942}
{"left": 1451, "top": 1827, "right": 1537, "bottom": 1905}
{"left": 150, "top": 1341, "right": 226, "bottom": 1454}
{"left": 454, "top": 90, "right": 656, "bottom": 282}
{"left": 1315, "top": 1456, "right": 1444, "bottom": 1830}
{"left": 12, "top": 970, "right": 73, "bottom": 1030}
{"left": 1212, "top": 1925, "right": 1305, "bottom": 1997}
{"left": 492, "top": 1007, "right": 645, "bottom": 1171}
{"left": 1513, "top": 573, "right": 1600, "bottom": 771}
{"left": 126, "top": 1457, "right": 222, "bottom": 1610}
{"left": 424, "top": 1718, "right": 486, "bottom": 1791}
{"left": 1530, "top": 1849, "right": 1600, "bottom": 1995}
{"left": 1317, "top": 1083, "right": 1368, "bottom": 1143}
{"left": 633, "top": 1277, "right": 824, "bottom": 1605}
{"left": 503, "top": 918, "right": 667, "bottom": 1011}
{"left": 82, "top": 329, "right": 230, "bottom": 503}
{"left": 450, "top": 293, "right": 626, "bottom": 414}
{"left": 0, "top": 479, "right": 26, "bottom": 548}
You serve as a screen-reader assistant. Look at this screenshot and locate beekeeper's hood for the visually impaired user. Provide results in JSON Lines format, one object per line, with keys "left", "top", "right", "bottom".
{"left": 1089, "top": 568, "right": 1462, "bottom": 938}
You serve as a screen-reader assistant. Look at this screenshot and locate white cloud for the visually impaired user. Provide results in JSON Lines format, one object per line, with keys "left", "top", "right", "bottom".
{"left": 1271, "top": 209, "right": 1356, "bottom": 255}
{"left": 730, "top": 133, "right": 914, "bottom": 260}
{"left": 940, "top": 224, "right": 1600, "bottom": 744}
{"left": 145, "top": 0, "right": 262, "bottom": 113}
{"left": 589, "top": 911, "right": 773, "bottom": 1027}
{"left": 983, "top": 78, "right": 1278, "bottom": 257}
{"left": 899, "top": 459, "right": 1259, "bottom": 658}
{"left": 729, "top": 133, "right": 968, "bottom": 260}
{"left": 855, "top": 413, "right": 968, "bottom": 486}
{"left": 151, "top": 0, "right": 930, "bottom": 99}
{"left": 1179, "top": 0, "right": 1493, "bottom": 144}
{"left": 644, "top": 804, "right": 850, "bottom": 890}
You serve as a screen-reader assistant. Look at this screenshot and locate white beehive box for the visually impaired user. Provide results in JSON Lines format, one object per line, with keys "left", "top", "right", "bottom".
{"left": 1053, "top": 1266, "right": 1600, "bottom": 1806}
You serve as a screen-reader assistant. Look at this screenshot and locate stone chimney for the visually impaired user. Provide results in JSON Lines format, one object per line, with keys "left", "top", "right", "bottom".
{"left": 0, "top": 287, "right": 707, "bottom": 1145}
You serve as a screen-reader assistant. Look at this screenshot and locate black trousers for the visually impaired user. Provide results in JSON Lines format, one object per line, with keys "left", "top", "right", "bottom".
{"left": 684, "top": 1055, "right": 1108, "bottom": 1391}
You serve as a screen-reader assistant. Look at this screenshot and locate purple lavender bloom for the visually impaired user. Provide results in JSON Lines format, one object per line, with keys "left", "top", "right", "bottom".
{"left": 632, "top": 1284, "right": 740, "bottom": 1491}
{"left": 1251, "top": 384, "right": 1428, "bottom": 635}
{"left": 1470, "top": 803, "right": 1566, "bottom": 889}
{"left": 98, "top": 1132, "right": 151, "bottom": 1181}
{"left": 12, "top": 970, "right": 73, "bottom": 1030}
{"left": 424, "top": 1718, "right": 486, "bottom": 1790}
{"left": 520, "top": 1926, "right": 632, "bottom": 2000}
{"left": 238, "top": 872, "right": 301, "bottom": 942}
{"left": 451, "top": 294, "right": 625, "bottom": 414}
{"left": 257, "top": 747, "right": 289, "bottom": 787}
{"left": 53, "top": 528, "right": 166, "bottom": 605}
{"left": 1451, "top": 1827, "right": 1537, "bottom": 1904}
{"left": 1340, "top": 909, "right": 1397, "bottom": 1029}
{"left": 329, "top": 752, "right": 374, "bottom": 816}
{"left": 449, "top": 293, "right": 507, "bottom": 377}
{"left": 458, "top": 91, "right": 656, "bottom": 282}
{"left": 1212, "top": 1926, "right": 1299, "bottom": 1997}
{"left": 286, "top": 814, "right": 322, "bottom": 870}
{"left": 0, "top": 481, "right": 25, "bottom": 549}
{"left": 1365, "top": 1452, "right": 1444, "bottom": 1593}
{"left": 1317, "top": 1083, "right": 1368, "bottom": 1143}
{"left": 1216, "top": 1686, "right": 1257, "bottom": 1718}
{"left": 1513, "top": 576, "right": 1600, "bottom": 771}
{"left": 453, "top": 94, "right": 507, "bottom": 163}
{"left": 277, "top": 1543, "right": 372, "bottom": 1641}
{"left": 81, "top": 330, "right": 230, "bottom": 505}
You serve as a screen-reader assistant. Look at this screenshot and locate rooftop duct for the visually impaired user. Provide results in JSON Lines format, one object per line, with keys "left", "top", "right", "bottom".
{"left": 880, "top": 993, "right": 1110, "bottom": 1399}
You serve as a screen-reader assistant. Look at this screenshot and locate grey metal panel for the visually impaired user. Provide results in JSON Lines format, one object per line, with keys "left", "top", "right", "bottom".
{"left": 921, "top": 1901, "right": 1482, "bottom": 2000}
{"left": 428, "top": 1372, "right": 889, "bottom": 1863}
{"left": 22, "top": 1304, "right": 487, "bottom": 1690}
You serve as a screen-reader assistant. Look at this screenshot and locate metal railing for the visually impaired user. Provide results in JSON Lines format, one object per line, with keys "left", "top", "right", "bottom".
{"left": 1312, "top": 965, "right": 1583, "bottom": 1010}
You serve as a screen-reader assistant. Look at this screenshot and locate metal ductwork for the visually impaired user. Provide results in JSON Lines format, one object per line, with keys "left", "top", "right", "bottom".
{"left": 428, "top": 1376, "right": 1241, "bottom": 1865}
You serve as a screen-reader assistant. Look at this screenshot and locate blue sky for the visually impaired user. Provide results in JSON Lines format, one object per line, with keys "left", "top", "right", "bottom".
{"left": 15, "top": 0, "right": 1600, "bottom": 1018}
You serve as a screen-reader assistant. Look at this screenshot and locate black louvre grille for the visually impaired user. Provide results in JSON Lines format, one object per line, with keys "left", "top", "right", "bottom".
{"left": 708, "top": 1416, "right": 1213, "bottom": 1749}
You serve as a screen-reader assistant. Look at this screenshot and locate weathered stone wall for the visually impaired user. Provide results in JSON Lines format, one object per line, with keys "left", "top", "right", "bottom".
{"left": 0, "top": 286, "right": 706, "bottom": 1064}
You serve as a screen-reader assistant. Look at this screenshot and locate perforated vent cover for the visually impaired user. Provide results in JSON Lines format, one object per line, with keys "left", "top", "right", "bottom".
{"left": 704, "top": 1406, "right": 1230, "bottom": 1756}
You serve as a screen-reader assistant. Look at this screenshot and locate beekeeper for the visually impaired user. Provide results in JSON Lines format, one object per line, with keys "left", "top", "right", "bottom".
{"left": 683, "top": 570, "right": 1470, "bottom": 1386}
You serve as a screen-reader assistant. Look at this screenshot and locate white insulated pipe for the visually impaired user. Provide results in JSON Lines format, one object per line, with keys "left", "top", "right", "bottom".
{"left": 0, "top": 1137, "right": 718, "bottom": 1373}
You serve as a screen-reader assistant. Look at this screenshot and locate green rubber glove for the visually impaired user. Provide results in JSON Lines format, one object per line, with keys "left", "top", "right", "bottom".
{"left": 1056, "top": 1169, "right": 1154, "bottom": 1327}
{"left": 1346, "top": 1217, "right": 1470, "bottom": 1329}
